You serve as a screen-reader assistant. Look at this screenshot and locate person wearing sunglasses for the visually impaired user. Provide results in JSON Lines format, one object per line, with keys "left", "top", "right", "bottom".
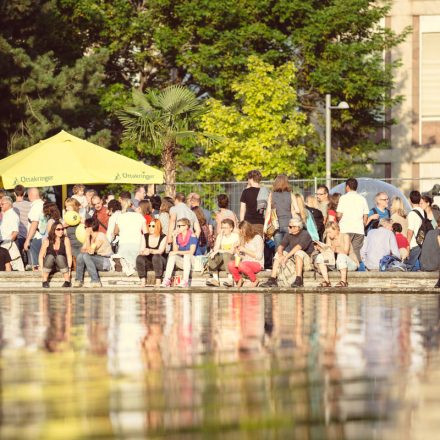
{"left": 38, "top": 220, "right": 72, "bottom": 288}
{"left": 365, "top": 191, "right": 391, "bottom": 233}
{"left": 136, "top": 219, "right": 167, "bottom": 287}
{"left": 161, "top": 218, "right": 197, "bottom": 288}
{"left": 260, "top": 216, "right": 314, "bottom": 288}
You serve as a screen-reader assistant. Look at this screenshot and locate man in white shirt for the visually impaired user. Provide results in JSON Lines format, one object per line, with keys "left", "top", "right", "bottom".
{"left": 167, "top": 193, "right": 200, "bottom": 245}
{"left": 337, "top": 178, "right": 369, "bottom": 262}
{"left": 406, "top": 190, "right": 424, "bottom": 270}
{"left": 23, "top": 188, "right": 45, "bottom": 269}
{"left": 0, "top": 196, "right": 23, "bottom": 271}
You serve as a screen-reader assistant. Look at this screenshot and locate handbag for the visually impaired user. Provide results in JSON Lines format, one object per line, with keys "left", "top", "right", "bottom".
{"left": 265, "top": 209, "right": 279, "bottom": 238}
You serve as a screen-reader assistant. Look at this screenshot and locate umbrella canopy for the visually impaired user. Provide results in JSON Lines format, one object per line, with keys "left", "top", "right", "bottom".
{"left": 0, "top": 130, "right": 163, "bottom": 189}
{"left": 331, "top": 178, "right": 411, "bottom": 211}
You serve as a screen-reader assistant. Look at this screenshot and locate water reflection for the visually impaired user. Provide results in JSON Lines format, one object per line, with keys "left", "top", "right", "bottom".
{"left": 1, "top": 292, "right": 440, "bottom": 438}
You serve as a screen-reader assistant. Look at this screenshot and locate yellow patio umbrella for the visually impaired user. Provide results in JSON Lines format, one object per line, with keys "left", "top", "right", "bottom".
{"left": 0, "top": 131, "right": 163, "bottom": 196}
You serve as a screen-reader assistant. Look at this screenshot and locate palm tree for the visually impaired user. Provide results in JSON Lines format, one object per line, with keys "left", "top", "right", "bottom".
{"left": 118, "top": 85, "right": 211, "bottom": 197}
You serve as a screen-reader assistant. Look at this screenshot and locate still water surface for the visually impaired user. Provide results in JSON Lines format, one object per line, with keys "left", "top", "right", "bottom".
{"left": 0, "top": 292, "right": 440, "bottom": 439}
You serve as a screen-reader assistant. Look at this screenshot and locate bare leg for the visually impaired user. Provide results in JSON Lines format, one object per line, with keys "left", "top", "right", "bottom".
{"left": 295, "top": 256, "right": 304, "bottom": 279}
{"left": 318, "top": 263, "right": 330, "bottom": 283}
{"left": 340, "top": 268, "right": 347, "bottom": 284}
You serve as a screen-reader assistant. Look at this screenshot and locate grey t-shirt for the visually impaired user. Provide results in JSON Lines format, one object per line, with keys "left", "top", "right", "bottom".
{"left": 280, "top": 229, "right": 314, "bottom": 255}
{"left": 13, "top": 200, "right": 31, "bottom": 239}
{"left": 420, "top": 229, "right": 440, "bottom": 271}
{"left": 170, "top": 203, "right": 199, "bottom": 230}
{"left": 272, "top": 191, "right": 292, "bottom": 229}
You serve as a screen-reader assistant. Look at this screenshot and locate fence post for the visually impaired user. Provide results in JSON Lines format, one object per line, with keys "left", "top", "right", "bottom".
{"left": 314, "top": 176, "right": 317, "bottom": 195}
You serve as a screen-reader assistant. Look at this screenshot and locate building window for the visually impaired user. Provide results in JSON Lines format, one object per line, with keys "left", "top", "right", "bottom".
{"left": 420, "top": 17, "right": 440, "bottom": 145}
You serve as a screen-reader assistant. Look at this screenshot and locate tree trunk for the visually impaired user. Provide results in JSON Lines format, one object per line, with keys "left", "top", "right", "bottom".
{"left": 162, "top": 141, "right": 176, "bottom": 198}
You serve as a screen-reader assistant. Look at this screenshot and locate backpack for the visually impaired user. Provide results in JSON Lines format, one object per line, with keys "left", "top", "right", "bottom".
{"left": 412, "top": 209, "right": 434, "bottom": 246}
{"left": 379, "top": 255, "right": 406, "bottom": 272}
{"left": 365, "top": 207, "right": 390, "bottom": 233}
{"left": 199, "top": 224, "right": 214, "bottom": 249}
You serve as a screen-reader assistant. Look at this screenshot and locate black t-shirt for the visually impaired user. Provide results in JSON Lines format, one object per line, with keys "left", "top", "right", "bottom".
{"left": 281, "top": 229, "right": 314, "bottom": 255}
{"left": 240, "top": 187, "right": 264, "bottom": 225}
{"left": 0, "top": 247, "right": 11, "bottom": 271}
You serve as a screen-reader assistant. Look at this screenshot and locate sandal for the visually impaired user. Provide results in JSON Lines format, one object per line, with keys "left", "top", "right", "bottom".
{"left": 318, "top": 281, "right": 331, "bottom": 287}
{"left": 335, "top": 280, "right": 348, "bottom": 288}
{"left": 206, "top": 279, "right": 220, "bottom": 287}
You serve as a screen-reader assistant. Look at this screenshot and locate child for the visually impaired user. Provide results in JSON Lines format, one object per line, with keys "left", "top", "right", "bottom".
{"left": 72, "top": 184, "right": 88, "bottom": 210}
{"left": 392, "top": 222, "right": 409, "bottom": 260}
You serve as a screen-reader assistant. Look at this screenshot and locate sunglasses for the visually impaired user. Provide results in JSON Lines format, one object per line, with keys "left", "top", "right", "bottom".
{"left": 55, "top": 227, "right": 65, "bottom": 231}
{"left": 288, "top": 225, "right": 298, "bottom": 229}
{"left": 177, "top": 224, "right": 186, "bottom": 228}
{"left": 149, "top": 224, "right": 156, "bottom": 228}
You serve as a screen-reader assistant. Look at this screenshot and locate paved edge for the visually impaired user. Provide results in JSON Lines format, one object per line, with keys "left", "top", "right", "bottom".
{"left": 1, "top": 287, "right": 439, "bottom": 294}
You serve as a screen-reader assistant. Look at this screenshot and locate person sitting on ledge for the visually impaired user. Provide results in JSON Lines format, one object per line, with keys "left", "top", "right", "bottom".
{"left": 161, "top": 218, "right": 197, "bottom": 288}
{"left": 360, "top": 218, "right": 400, "bottom": 270}
{"left": 206, "top": 218, "right": 239, "bottom": 287}
{"left": 74, "top": 218, "right": 113, "bottom": 288}
{"left": 0, "top": 247, "right": 12, "bottom": 272}
{"left": 136, "top": 219, "right": 167, "bottom": 287}
{"left": 226, "top": 220, "right": 264, "bottom": 288}
{"left": 260, "top": 216, "right": 314, "bottom": 288}
{"left": 38, "top": 221, "right": 72, "bottom": 288}
{"left": 315, "top": 221, "right": 359, "bottom": 288}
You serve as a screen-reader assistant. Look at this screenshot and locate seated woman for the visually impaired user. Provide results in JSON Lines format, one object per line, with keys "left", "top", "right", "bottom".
{"left": 136, "top": 219, "right": 167, "bottom": 287}
{"left": 161, "top": 218, "right": 197, "bottom": 288}
{"left": 74, "top": 218, "right": 113, "bottom": 288}
{"left": 315, "top": 221, "right": 359, "bottom": 288}
{"left": 38, "top": 221, "right": 72, "bottom": 288}
{"left": 227, "top": 221, "right": 264, "bottom": 288}
{"left": 206, "top": 219, "right": 239, "bottom": 287}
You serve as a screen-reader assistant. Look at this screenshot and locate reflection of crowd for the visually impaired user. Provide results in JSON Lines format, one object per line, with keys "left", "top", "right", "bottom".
{"left": 2, "top": 289, "right": 440, "bottom": 437}
{"left": 1, "top": 175, "right": 440, "bottom": 289}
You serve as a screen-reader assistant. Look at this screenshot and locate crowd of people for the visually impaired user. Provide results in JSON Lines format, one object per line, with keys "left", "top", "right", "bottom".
{"left": 0, "top": 172, "right": 439, "bottom": 289}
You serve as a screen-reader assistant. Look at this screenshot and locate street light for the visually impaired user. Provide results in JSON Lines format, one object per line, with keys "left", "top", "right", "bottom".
{"left": 325, "top": 94, "right": 349, "bottom": 189}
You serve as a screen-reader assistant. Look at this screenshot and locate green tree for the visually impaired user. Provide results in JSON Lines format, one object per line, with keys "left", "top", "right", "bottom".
{"left": 199, "top": 56, "right": 314, "bottom": 180}
{"left": 118, "top": 86, "right": 211, "bottom": 196}
{"left": 0, "top": 1, "right": 111, "bottom": 156}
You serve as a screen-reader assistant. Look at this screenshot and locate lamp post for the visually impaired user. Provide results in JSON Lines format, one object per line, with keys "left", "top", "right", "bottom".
{"left": 325, "top": 94, "right": 349, "bottom": 189}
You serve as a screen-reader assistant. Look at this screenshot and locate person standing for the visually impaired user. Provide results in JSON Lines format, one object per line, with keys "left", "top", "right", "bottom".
{"left": 167, "top": 193, "right": 200, "bottom": 245}
{"left": 132, "top": 185, "right": 146, "bottom": 208}
{"left": 213, "top": 194, "right": 238, "bottom": 236}
{"left": 91, "top": 195, "right": 109, "bottom": 234}
{"left": 336, "top": 178, "right": 369, "bottom": 262}
{"left": 0, "top": 196, "right": 23, "bottom": 271}
{"left": 316, "top": 185, "right": 330, "bottom": 223}
{"left": 263, "top": 174, "right": 295, "bottom": 248}
{"left": 240, "top": 170, "right": 265, "bottom": 236}
{"left": 12, "top": 185, "right": 31, "bottom": 259}
{"left": 407, "top": 190, "right": 426, "bottom": 271}
{"left": 23, "top": 188, "right": 46, "bottom": 270}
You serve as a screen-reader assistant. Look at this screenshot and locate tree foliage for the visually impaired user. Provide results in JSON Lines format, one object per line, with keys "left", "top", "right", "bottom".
{"left": 199, "top": 57, "right": 314, "bottom": 180}
{"left": 118, "top": 86, "right": 211, "bottom": 196}
{"left": 0, "top": 0, "right": 409, "bottom": 179}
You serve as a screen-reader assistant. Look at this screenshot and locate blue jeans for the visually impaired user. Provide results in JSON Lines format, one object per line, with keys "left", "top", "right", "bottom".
{"left": 29, "top": 238, "right": 42, "bottom": 267}
{"left": 273, "top": 227, "right": 288, "bottom": 250}
{"left": 75, "top": 253, "right": 110, "bottom": 282}
{"left": 407, "top": 246, "right": 422, "bottom": 271}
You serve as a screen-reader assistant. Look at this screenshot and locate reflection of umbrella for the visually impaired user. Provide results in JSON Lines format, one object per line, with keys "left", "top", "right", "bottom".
{"left": 0, "top": 130, "right": 163, "bottom": 189}
{"left": 331, "top": 178, "right": 411, "bottom": 211}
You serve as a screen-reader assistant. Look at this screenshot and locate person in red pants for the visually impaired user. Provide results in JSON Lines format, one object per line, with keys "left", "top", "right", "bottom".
{"left": 226, "top": 221, "right": 264, "bottom": 288}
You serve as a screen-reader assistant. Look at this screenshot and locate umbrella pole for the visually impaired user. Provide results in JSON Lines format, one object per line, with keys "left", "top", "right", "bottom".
{"left": 62, "top": 184, "right": 67, "bottom": 204}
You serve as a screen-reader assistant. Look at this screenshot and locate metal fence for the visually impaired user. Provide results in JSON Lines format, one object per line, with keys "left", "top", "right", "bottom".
{"left": 156, "top": 177, "right": 440, "bottom": 215}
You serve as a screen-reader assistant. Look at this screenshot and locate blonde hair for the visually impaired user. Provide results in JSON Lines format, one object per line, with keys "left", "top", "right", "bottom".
{"left": 306, "top": 195, "right": 319, "bottom": 209}
{"left": 121, "top": 198, "right": 133, "bottom": 213}
{"left": 294, "top": 193, "right": 307, "bottom": 224}
{"left": 64, "top": 197, "right": 81, "bottom": 212}
{"left": 325, "top": 221, "right": 340, "bottom": 232}
{"left": 390, "top": 196, "right": 406, "bottom": 218}
{"left": 72, "top": 184, "right": 85, "bottom": 195}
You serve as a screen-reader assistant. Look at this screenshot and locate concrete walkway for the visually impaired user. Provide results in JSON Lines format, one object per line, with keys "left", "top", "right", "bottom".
{"left": 1, "top": 270, "right": 439, "bottom": 294}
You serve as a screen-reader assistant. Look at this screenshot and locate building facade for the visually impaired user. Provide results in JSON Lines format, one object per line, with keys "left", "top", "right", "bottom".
{"left": 375, "top": 0, "right": 440, "bottom": 192}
